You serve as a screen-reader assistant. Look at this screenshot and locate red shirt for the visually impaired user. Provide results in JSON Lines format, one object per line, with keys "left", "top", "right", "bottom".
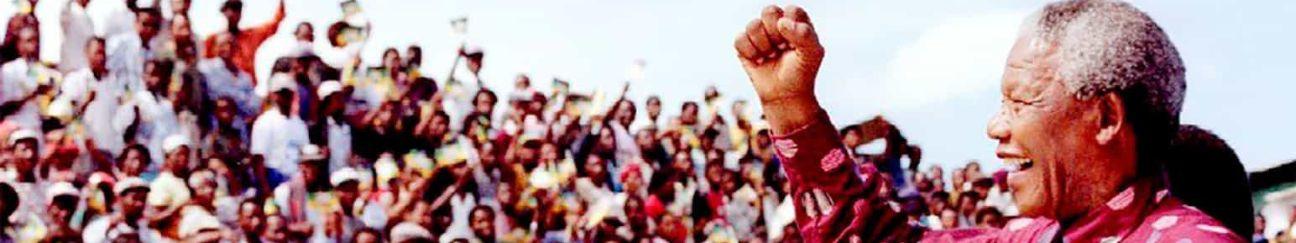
{"left": 773, "top": 110, "right": 1243, "bottom": 242}
{"left": 204, "top": 3, "right": 286, "bottom": 85}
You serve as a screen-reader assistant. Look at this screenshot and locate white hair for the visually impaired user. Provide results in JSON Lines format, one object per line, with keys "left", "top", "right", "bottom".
{"left": 1024, "top": 0, "right": 1186, "bottom": 165}
{"left": 1028, "top": 0, "right": 1185, "bottom": 117}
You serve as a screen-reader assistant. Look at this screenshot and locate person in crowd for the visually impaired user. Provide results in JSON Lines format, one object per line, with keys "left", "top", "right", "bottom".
{"left": 147, "top": 135, "right": 193, "bottom": 238}
{"left": 295, "top": 22, "right": 315, "bottom": 48}
{"left": 235, "top": 198, "right": 265, "bottom": 241}
{"left": 0, "top": 183, "right": 17, "bottom": 241}
{"left": 60, "top": 38, "right": 130, "bottom": 156}
{"left": 273, "top": 144, "right": 331, "bottom": 241}
{"left": 84, "top": 177, "right": 158, "bottom": 242}
{"left": 1165, "top": 125, "right": 1256, "bottom": 237}
{"left": 251, "top": 74, "right": 311, "bottom": 181}
{"left": 106, "top": 6, "right": 165, "bottom": 92}
{"left": 60, "top": 0, "right": 95, "bottom": 73}
{"left": 312, "top": 80, "right": 353, "bottom": 171}
{"left": 0, "top": 25, "right": 50, "bottom": 132}
{"left": 200, "top": 32, "right": 259, "bottom": 118}
{"left": 43, "top": 182, "right": 81, "bottom": 242}
{"left": 404, "top": 45, "right": 423, "bottom": 72}
{"left": 204, "top": 0, "right": 287, "bottom": 83}
{"left": 732, "top": 1, "right": 1242, "bottom": 241}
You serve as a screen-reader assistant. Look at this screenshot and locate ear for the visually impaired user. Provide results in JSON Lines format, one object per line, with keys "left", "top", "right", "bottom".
{"left": 1094, "top": 93, "right": 1126, "bottom": 145}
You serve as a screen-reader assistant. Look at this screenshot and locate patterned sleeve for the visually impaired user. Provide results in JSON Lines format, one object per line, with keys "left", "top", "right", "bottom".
{"left": 771, "top": 110, "right": 924, "bottom": 242}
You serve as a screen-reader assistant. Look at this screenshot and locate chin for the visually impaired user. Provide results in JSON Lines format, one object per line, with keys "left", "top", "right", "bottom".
{"left": 1012, "top": 191, "right": 1050, "bottom": 218}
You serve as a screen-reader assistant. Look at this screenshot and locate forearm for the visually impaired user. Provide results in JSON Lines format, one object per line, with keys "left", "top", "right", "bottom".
{"left": 771, "top": 108, "right": 923, "bottom": 242}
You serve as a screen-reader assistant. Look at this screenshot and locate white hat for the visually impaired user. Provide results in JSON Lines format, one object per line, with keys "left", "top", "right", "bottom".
{"left": 270, "top": 74, "right": 298, "bottom": 93}
{"left": 461, "top": 43, "right": 484, "bottom": 56}
{"left": 162, "top": 134, "right": 191, "bottom": 154}
{"left": 178, "top": 211, "right": 222, "bottom": 238}
{"left": 316, "top": 80, "right": 343, "bottom": 100}
{"left": 187, "top": 170, "right": 216, "bottom": 189}
{"left": 46, "top": 98, "right": 74, "bottom": 121}
{"left": 344, "top": 13, "right": 369, "bottom": 27}
{"left": 389, "top": 222, "right": 433, "bottom": 243}
{"left": 528, "top": 170, "right": 557, "bottom": 190}
{"left": 7, "top": 129, "right": 39, "bottom": 146}
{"left": 114, "top": 177, "right": 150, "bottom": 195}
{"left": 47, "top": 182, "right": 80, "bottom": 203}
{"left": 439, "top": 224, "right": 481, "bottom": 243}
{"left": 373, "top": 155, "right": 398, "bottom": 185}
{"left": 300, "top": 144, "right": 327, "bottom": 162}
{"left": 330, "top": 167, "right": 360, "bottom": 187}
{"left": 287, "top": 42, "right": 314, "bottom": 58}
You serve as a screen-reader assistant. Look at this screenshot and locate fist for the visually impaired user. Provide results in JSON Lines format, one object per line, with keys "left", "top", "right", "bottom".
{"left": 735, "top": 5, "right": 824, "bottom": 105}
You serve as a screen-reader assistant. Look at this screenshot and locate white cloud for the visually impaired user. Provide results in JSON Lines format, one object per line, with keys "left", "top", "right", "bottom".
{"left": 877, "top": 11, "right": 1027, "bottom": 112}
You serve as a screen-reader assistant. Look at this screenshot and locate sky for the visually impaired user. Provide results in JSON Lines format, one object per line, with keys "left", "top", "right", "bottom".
{"left": 8, "top": 0, "right": 1295, "bottom": 172}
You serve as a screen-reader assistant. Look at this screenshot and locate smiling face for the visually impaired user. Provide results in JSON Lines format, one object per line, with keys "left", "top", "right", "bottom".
{"left": 987, "top": 35, "right": 1137, "bottom": 220}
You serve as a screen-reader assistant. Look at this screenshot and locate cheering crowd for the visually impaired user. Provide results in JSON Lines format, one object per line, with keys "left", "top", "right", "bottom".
{"left": 0, "top": 0, "right": 1281, "bottom": 243}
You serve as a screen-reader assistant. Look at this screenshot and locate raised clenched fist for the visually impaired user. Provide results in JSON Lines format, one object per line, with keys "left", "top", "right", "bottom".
{"left": 735, "top": 5, "right": 825, "bottom": 133}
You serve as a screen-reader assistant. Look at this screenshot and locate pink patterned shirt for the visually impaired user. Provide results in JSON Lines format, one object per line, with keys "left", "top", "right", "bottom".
{"left": 773, "top": 111, "right": 1243, "bottom": 242}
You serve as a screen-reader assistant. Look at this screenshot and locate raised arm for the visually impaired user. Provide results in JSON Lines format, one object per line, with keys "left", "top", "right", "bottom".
{"left": 735, "top": 5, "right": 921, "bottom": 242}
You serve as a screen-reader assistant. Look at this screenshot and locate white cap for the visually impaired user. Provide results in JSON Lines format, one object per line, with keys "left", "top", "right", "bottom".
{"left": 287, "top": 42, "right": 314, "bottom": 58}
{"left": 316, "top": 80, "right": 343, "bottom": 100}
{"left": 300, "top": 144, "right": 327, "bottom": 162}
{"left": 162, "top": 134, "right": 190, "bottom": 154}
{"left": 462, "top": 43, "right": 483, "bottom": 56}
{"left": 187, "top": 170, "right": 216, "bottom": 189}
{"left": 178, "top": 211, "right": 222, "bottom": 238}
{"left": 528, "top": 170, "right": 557, "bottom": 190}
{"left": 330, "top": 167, "right": 360, "bottom": 187}
{"left": 114, "top": 177, "right": 150, "bottom": 195}
{"left": 344, "top": 13, "right": 369, "bottom": 27}
{"left": 270, "top": 74, "right": 297, "bottom": 93}
{"left": 373, "top": 155, "right": 399, "bottom": 185}
{"left": 7, "top": 129, "right": 39, "bottom": 146}
{"left": 47, "top": 182, "right": 80, "bottom": 203}
{"left": 389, "top": 222, "right": 433, "bottom": 243}
{"left": 439, "top": 224, "right": 480, "bottom": 243}
{"left": 46, "top": 98, "right": 74, "bottom": 121}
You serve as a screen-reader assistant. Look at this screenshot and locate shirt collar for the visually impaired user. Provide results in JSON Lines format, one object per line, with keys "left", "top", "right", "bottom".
{"left": 1060, "top": 177, "right": 1164, "bottom": 242}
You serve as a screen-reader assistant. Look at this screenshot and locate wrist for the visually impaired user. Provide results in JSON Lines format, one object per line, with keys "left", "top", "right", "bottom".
{"left": 759, "top": 95, "right": 822, "bottom": 135}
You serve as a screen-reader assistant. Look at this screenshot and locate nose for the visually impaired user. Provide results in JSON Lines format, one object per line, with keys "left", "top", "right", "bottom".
{"left": 987, "top": 108, "right": 1011, "bottom": 142}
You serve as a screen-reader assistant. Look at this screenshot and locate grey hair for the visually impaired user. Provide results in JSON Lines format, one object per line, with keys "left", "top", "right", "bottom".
{"left": 1027, "top": 0, "right": 1185, "bottom": 119}
{"left": 1025, "top": 0, "right": 1186, "bottom": 171}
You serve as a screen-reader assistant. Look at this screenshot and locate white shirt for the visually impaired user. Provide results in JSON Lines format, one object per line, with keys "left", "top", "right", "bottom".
{"left": 0, "top": 59, "right": 48, "bottom": 131}
{"left": 82, "top": 215, "right": 160, "bottom": 243}
{"left": 59, "top": 69, "right": 132, "bottom": 154}
{"left": 314, "top": 40, "right": 364, "bottom": 69}
{"left": 123, "top": 91, "right": 180, "bottom": 165}
{"left": 251, "top": 109, "right": 310, "bottom": 176}
{"left": 326, "top": 117, "right": 352, "bottom": 172}
{"left": 444, "top": 62, "right": 481, "bottom": 132}
{"left": 60, "top": 1, "right": 96, "bottom": 73}
{"left": 147, "top": 172, "right": 191, "bottom": 210}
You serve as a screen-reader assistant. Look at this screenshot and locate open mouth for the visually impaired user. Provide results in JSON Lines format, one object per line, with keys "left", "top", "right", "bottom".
{"left": 1004, "top": 158, "right": 1035, "bottom": 172}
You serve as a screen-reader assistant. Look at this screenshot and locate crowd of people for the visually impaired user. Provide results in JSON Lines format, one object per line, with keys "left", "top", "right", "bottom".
{"left": 0, "top": 0, "right": 1284, "bottom": 243}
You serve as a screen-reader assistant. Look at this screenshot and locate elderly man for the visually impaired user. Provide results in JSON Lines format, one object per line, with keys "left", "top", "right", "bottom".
{"left": 733, "top": 0, "right": 1242, "bottom": 242}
